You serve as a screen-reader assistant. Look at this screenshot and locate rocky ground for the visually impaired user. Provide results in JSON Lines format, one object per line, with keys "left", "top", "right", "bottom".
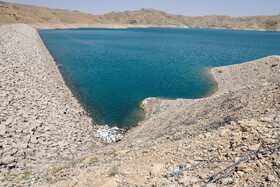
{"left": 35, "top": 56, "right": 279, "bottom": 187}
{"left": 0, "top": 24, "right": 279, "bottom": 186}
{"left": 0, "top": 24, "right": 104, "bottom": 185}
{"left": 40, "top": 115, "right": 280, "bottom": 187}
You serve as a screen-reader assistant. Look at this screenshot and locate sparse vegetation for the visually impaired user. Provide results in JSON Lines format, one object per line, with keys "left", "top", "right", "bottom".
{"left": 45, "top": 177, "right": 52, "bottom": 183}
{"left": 51, "top": 166, "right": 63, "bottom": 175}
{"left": 259, "top": 75, "right": 265, "bottom": 79}
{"left": 0, "top": 172, "right": 17, "bottom": 182}
{"left": 194, "top": 131, "right": 201, "bottom": 136}
{"left": 69, "top": 160, "right": 77, "bottom": 167}
{"left": 109, "top": 166, "right": 119, "bottom": 176}
{"left": 0, "top": 170, "right": 31, "bottom": 183}
{"left": 155, "top": 132, "right": 164, "bottom": 138}
{"left": 21, "top": 170, "right": 31, "bottom": 180}
{"left": 169, "top": 137, "right": 182, "bottom": 142}
{"left": 112, "top": 149, "right": 118, "bottom": 154}
{"left": 89, "top": 156, "right": 99, "bottom": 164}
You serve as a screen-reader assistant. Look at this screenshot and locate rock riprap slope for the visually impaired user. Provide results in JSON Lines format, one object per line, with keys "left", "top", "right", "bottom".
{"left": 45, "top": 114, "right": 280, "bottom": 187}
{"left": 0, "top": 24, "right": 96, "bottom": 177}
{"left": 37, "top": 56, "right": 279, "bottom": 186}
{"left": 123, "top": 56, "right": 280, "bottom": 148}
{"left": 0, "top": 24, "right": 279, "bottom": 186}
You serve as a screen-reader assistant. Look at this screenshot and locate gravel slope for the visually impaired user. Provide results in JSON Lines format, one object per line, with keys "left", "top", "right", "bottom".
{"left": 0, "top": 24, "right": 98, "bottom": 176}
{"left": 39, "top": 56, "right": 280, "bottom": 187}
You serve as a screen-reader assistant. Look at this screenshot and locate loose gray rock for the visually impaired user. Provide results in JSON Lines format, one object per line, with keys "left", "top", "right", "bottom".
{"left": 0, "top": 24, "right": 98, "bottom": 174}
{"left": 1, "top": 155, "right": 15, "bottom": 165}
{"left": 178, "top": 176, "right": 189, "bottom": 184}
{"left": 266, "top": 175, "right": 275, "bottom": 181}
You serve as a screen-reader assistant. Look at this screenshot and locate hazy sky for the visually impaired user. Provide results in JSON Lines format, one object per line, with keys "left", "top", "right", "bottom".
{"left": 3, "top": 0, "right": 280, "bottom": 17}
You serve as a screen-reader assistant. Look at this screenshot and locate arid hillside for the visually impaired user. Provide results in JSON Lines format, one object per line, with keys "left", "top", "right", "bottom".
{"left": 0, "top": 1, "right": 119, "bottom": 29}
{"left": 0, "top": 1, "right": 280, "bottom": 31}
{"left": 104, "top": 8, "right": 280, "bottom": 31}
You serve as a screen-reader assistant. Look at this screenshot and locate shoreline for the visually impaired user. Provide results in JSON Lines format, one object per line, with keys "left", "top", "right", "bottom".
{"left": 40, "top": 44, "right": 100, "bottom": 125}
{"left": 37, "top": 27, "right": 219, "bottom": 131}
{"left": 38, "top": 25, "right": 279, "bottom": 132}
{"left": 1, "top": 23, "right": 280, "bottom": 186}
{"left": 34, "top": 23, "right": 280, "bottom": 32}
{"left": 0, "top": 24, "right": 103, "bottom": 175}
{"left": 39, "top": 25, "right": 279, "bottom": 132}
{"left": 124, "top": 54, "right": 280, "bottom": 145}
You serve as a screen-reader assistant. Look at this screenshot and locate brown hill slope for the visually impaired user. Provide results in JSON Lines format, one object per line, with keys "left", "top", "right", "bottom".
{"left": 0, "top": 1, "right": 280, "bottom": 31}
{"left": 0, "top": 1, "right": 120, "bottom": 29}
{"left": 104, "top": 8, "right": 280, "bottom": 31}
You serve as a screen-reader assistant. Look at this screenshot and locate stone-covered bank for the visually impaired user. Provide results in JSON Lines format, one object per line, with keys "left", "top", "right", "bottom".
{"left": 0, "top": 24, "right": 97, "bottom": 174}
{"left": 1, "top": 24, "right": 279, "bottom": 186}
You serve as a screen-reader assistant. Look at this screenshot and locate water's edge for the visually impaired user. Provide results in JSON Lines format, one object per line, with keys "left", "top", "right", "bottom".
{"left": 37, "top": 29, "right": 220, "bottom": 130}
{"left": 37, "top": 25, "right": 280, "bottom": 33}
{"left": 37, "top": 26, "right": 279, "bottom": 132}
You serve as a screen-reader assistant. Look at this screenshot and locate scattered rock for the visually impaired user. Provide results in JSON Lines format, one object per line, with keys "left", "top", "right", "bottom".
{"left": 0, "top": 24, "right": 280, "bottom": 187}
{"left": 150, "top": 164, "right": 164, "bottom": 176}
{"left": 237, "top": 171, "right": 245, "bottom": 177}
{"left": 0, "top": 125, "right": 6, "bottom": 136}
{"left": 1, "top": 155, "right": 15, "bottom": 165}
{"left": 236, "top": 163, "right": 247, "bottom": 171}
{"left": 276, "top": 169, "right": 280, "bottom": 177}
{"left": 221, "top": 177, "right": 232, "bottom": 184}
{"left": 219, "top": 129, "right": 229, "bottom": 137}
{"left": 248, "top": 144, "right": 261, "bottom": 151}
{"left": 205, "top": 183, "right": 215, "bottom": 187}
{"left": 178, "top": 176, "right": 189, "bottom": 184}
{"left": 266, "top": 175, "right": 275, "bottom": 182}
{"left": 103, "top": 179, "right": 118, "bottom": 187}
{"left": 0, "top": 24, "right": 95, "bottom": 176}
{"left": 260, "top": 117, "right": 273, "bottom": 122}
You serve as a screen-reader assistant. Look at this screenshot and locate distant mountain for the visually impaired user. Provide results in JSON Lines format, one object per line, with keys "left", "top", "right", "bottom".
{"left": 0, "top": 1, "right": 116, "bottom": 29}
{"left": 0, "top": 1, "right": 279, "bottom": 31}
{"left": 103, "top": 8, "right": 280, "bottom": 31}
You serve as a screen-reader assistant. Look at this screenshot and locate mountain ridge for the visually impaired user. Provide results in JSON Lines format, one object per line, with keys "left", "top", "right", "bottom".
{"left": 0, "top": 1, "right": 279, "bottom": 31}
{"left": 103, "top": 8, "right": 280, "bottom": 31}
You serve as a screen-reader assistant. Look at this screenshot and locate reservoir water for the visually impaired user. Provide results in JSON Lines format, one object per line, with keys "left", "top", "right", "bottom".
{"left": 39, "top": 28, "right": 280, "bottom": 127}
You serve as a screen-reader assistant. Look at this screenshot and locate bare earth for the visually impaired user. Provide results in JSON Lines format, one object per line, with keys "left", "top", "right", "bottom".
{"left": 0, "top": 1, "right": 279, "bottom": 31}
{"left": 0, "top": 24, "right": 279, "bottom": 186}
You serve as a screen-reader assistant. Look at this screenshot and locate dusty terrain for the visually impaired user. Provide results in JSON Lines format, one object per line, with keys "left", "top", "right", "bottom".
{"left": 0, "top": 24, "right": 279, "bottom": 186}
{"left": 103, "top": 8, "right": 280, "bottom": 31}
{"left": 0, "top": 1, "right": 124, "bottom": 29}
{"left": 0, "top": 1, "right": 279, "bottom": 31}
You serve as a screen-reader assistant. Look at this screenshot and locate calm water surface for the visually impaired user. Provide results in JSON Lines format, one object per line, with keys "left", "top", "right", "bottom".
{"left": 39, "top": 28, "right": 280, "bottom": 127}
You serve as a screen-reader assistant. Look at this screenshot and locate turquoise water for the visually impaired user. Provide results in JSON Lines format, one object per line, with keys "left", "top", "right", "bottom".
{"left": 39, "top": 28, "right": 280, "bottom": 127}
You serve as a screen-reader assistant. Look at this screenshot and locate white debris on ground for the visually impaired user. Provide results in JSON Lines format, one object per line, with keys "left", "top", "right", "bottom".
{"left": 96, "top": 125, "right": 126, "bottom": 143}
